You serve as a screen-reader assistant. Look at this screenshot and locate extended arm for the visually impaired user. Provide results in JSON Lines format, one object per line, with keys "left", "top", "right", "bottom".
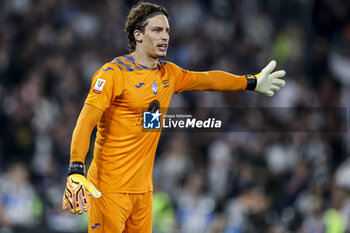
{"left": 187, "top": 70, "right": 248, "bottom": 91}
{"left": 180, "top": 60, "right": 286, "bottom": 96}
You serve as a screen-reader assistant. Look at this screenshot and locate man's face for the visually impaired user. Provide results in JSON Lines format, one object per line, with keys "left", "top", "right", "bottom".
{"left": 135, "top": 14, "right": 170, "bottom": 59}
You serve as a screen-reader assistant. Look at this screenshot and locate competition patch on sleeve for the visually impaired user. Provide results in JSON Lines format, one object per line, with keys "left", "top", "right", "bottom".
{"left": 93, "top": 78, "right": 106, "bottom": 94}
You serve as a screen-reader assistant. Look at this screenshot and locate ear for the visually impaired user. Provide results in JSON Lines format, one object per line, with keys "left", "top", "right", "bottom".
{"left": 134, "top": 30, "right": 143, "bottom": 43}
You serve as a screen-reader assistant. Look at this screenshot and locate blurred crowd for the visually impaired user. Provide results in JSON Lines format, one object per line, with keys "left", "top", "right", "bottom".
{"left": 0, "top": 0, "right": 349, "bottom": 232}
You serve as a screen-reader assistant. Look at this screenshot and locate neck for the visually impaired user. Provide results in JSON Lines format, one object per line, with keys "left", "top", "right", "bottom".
{"left": 131, "top": 50, "right": 158, "bottom": 68}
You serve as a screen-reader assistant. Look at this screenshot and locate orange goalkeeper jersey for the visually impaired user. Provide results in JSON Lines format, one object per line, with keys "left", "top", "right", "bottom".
{"left": 85, "top": 54, "right": 247, "bottom": 193}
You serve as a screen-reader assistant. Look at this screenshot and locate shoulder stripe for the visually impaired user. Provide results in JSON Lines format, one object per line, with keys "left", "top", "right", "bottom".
{"left": 110, "top": 55, "right": 167, "bottom": 72}
{"left": 112, "top": 58, "right": 134, "bottom": 71}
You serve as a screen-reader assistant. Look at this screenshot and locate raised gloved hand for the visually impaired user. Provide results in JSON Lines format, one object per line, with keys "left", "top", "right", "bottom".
{"left": 246, "top": 60, "right": 286, "bottom": 97}
{"left": 62, "top": 162, "right": 101, "bottom": 214}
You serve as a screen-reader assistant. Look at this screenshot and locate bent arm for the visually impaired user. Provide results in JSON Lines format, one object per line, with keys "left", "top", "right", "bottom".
{"left": 185, "top": 71, "right": 248, "bottom": 91}
{"left": 70, "top": 104, "right": 104, "bottom": 163}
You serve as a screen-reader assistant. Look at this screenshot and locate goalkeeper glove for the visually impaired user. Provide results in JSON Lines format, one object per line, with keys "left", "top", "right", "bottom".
{"left": 245, "top": 60, "right": 286, "bottom": 97}
{"left": 62, "top": 162, "right": 101, "bottom": 214}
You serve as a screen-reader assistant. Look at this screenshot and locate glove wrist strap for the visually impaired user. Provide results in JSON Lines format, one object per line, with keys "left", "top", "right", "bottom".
{"left": 245, "top": 75, "right": 257, "bottom": 90}
{"left": 68, "top": 162, "right": 85, "bottom": 176}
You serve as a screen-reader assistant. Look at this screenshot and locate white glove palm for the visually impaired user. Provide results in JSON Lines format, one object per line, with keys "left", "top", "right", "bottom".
{"left": 254, "top": 60, "right": 286, "bottom": 97}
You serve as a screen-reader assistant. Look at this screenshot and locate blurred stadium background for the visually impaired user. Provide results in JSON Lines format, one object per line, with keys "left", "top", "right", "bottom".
{"left": 0, "top": 0, "right": 349, "bottom": 232}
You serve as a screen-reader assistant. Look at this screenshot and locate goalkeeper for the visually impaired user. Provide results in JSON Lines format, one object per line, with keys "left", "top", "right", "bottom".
{"left": 62, "top": 1, "right": 286, "bottom": 233}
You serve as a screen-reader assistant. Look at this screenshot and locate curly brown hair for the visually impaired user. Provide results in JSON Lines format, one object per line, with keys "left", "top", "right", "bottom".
{"left": 124, "top": 2, "right": 168, "bottom": 53}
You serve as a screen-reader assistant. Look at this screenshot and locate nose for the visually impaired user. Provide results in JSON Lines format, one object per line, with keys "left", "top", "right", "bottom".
{"left": 162, "top": 31, "right": 169, "bottom": 41}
